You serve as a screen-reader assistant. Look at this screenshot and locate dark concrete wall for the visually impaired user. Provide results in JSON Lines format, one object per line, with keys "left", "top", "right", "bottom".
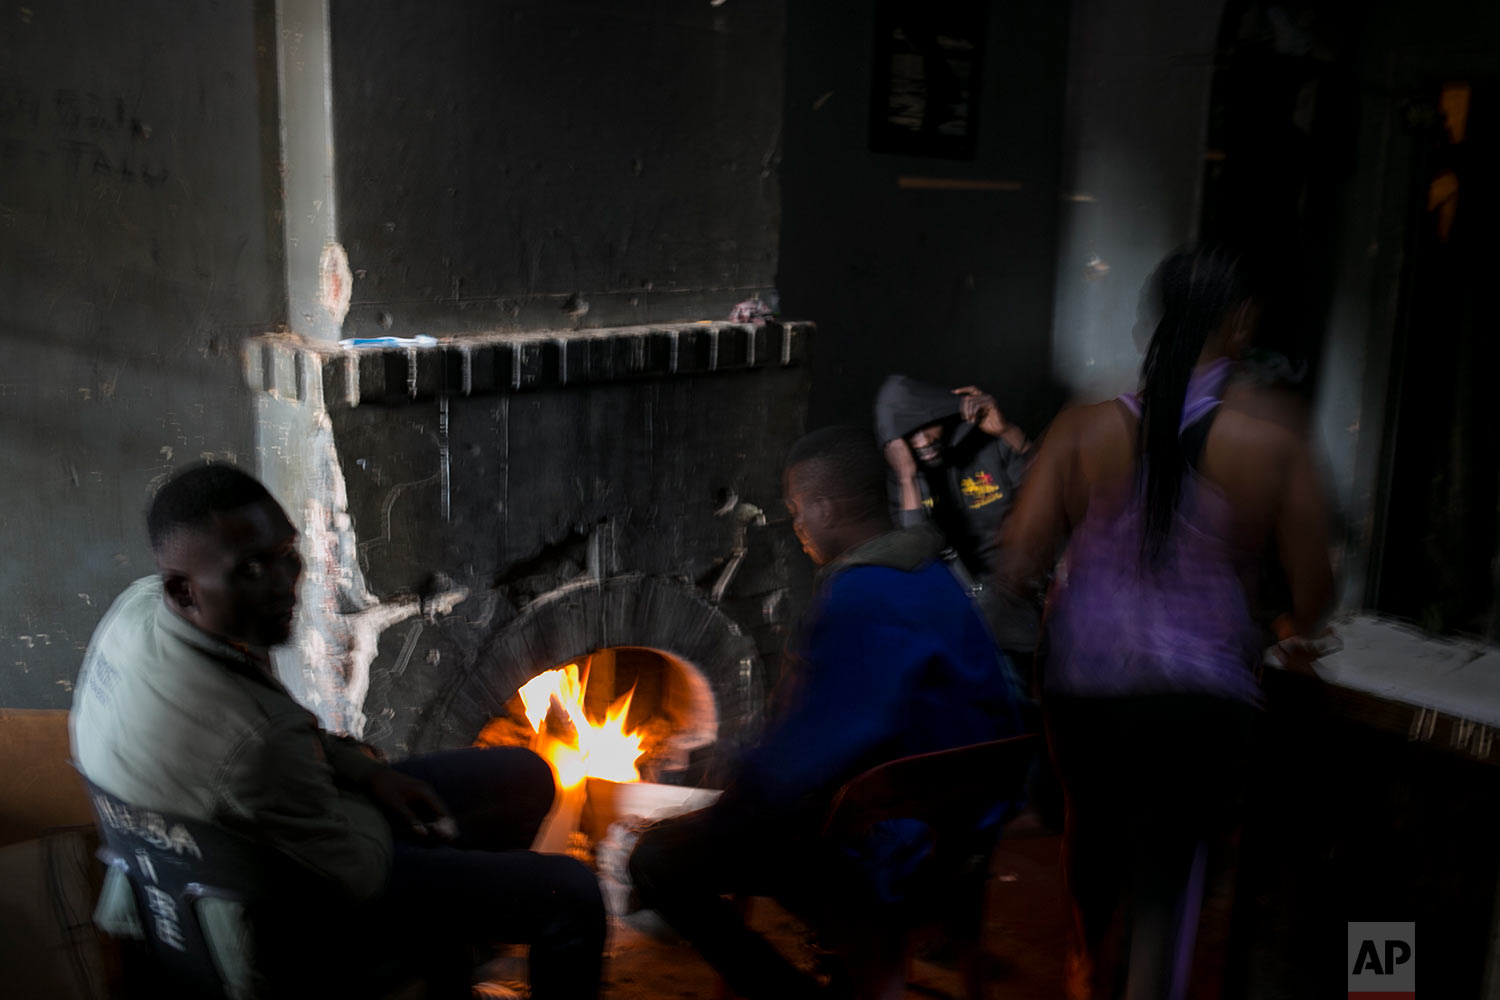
{"left": 1048, "top": 0, "right": 1226, "bottom": 403}
{"left": 327, "top": 0, "right": 786, "bottom": 337}
{"left": 0, "top": 2, "right": 285, "bottom": 707}
{"left": 0, "top": 0, "right": 792, "bottom": 710}
{"left": 781, "top": 0, "right": 1071, "bottom": 436}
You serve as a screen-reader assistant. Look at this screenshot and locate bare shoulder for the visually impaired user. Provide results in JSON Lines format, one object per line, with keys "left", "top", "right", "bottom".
{"left": 1041, "top": 399, "right": 1128, "bottom": 448}
{"left": 1209, "top": 381, "right": 1315, "bottom": 483}
{"left": 1032, "top": 399, "right": 1135, "bottom": 490}
{"left": 1220, "top": 381, "right": 1312, "bottom": 437}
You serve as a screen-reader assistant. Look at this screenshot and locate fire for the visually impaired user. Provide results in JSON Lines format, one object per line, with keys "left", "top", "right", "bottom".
{"left": 515, "top": 662, "right": 645, "bottom": 789}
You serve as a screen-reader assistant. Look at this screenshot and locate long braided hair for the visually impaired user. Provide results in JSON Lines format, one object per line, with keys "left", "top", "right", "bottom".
{"left": 1138, "top": 246, "right": 1254, "bottom": 563}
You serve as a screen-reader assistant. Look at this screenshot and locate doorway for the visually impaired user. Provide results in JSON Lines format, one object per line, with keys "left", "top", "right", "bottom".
{"left": 1372, "top": 80, "right": 1500, "bottom": 638}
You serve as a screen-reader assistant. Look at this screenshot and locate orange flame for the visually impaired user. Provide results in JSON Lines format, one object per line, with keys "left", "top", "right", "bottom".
{"left": 515, "top": 662, "right": 645, "bottom": 789}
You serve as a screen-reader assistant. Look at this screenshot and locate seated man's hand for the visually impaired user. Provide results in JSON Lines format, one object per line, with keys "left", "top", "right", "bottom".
{"left": 953, "top": 385, "right": 1007, "bottom": 438}
{"left": 364, "top": 766, "right": 459, "bottom": 842}
{"left": 329, "top": 733, "right": 387, "bottom": 763}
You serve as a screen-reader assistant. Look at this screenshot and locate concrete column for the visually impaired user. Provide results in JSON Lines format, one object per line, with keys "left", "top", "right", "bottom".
{"left": 1049, "top": 0, "right": 1227, "bottom": 400}
{"left": 274, "top": 0, "right": 344, "bottom": 340}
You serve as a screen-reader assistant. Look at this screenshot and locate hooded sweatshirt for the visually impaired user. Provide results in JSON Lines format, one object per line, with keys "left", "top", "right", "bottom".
{"left": 713, "top": 525, "right": 1027, "bottom": 900}
{"left": 873, "top": 374, "right": 1030, "bottom": 581}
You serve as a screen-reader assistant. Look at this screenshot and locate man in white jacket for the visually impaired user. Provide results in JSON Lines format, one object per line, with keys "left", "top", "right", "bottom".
{"left": 73, "top": 463, "right": 604, "bottom": 998}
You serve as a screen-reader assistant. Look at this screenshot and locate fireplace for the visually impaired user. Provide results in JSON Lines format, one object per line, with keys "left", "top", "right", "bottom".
{"left": 478, "top": 647, "right": 715, "bottom": 777}
{"left": 475, "top": 642, "right": 726, "bottom": 855}
{"left": 246, "top": 321, "right": 813, "bottom": 786}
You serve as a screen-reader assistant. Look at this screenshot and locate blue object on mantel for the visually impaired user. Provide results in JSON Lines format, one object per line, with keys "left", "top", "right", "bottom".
{"left": 338, "top": 335, "right": 438, "bottom": 348}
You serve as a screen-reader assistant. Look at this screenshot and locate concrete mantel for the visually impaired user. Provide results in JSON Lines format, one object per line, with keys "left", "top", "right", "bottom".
{"left": 248, "top": 319, "right": 814, "bottom": 747}
{"left": 243, "top": 321, "right": 813, "bottom": 409}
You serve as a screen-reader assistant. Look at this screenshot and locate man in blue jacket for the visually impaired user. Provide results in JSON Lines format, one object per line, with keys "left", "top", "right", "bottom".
{"left": 628, "top": 425, "right": 1026, "bottom": 999}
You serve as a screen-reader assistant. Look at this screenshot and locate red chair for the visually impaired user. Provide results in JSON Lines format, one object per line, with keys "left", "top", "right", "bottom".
{"left": 725, "top": 733, "right": 1040, "bottom": 1000}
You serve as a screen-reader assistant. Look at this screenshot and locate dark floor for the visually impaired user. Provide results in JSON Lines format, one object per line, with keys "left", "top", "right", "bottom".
{"left": 591, "top": 829, "right": 1071, "bottom": 999}
{"left": 476, "top": 705, "right": 1500, "bottom": 999}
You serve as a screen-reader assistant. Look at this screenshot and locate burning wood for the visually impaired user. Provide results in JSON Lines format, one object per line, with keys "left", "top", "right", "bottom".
{"left": 475, "top": 648, "right": 721, "bottom": 855}
{"left": 479, "top": 659, "right": 649, "bottom": 789}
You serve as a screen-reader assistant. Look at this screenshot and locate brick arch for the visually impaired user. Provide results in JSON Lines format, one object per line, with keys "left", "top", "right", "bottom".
{"left": 415, "top": 574, "right": 765, "bottom": 773}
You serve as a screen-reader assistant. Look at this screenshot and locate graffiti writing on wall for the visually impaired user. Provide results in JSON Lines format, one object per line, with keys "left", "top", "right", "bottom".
{"left": 0, "top": 84, "right": 169, "bottom": 186}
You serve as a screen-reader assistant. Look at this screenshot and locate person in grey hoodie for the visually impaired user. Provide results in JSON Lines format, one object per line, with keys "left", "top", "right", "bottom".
{"left": 874, "top": 375, "right": 1038, "bottom": 654}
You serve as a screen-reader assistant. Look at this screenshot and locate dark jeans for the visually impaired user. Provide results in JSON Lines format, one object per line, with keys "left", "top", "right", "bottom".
{"left": 1046, "top": 695, "right": 1256, "bottom": 1000}
{"left": 367, "top": 746, "right": 605, "bottom": 999}
{"left": 628, "top": 807, "right": 863, "bottom": 1000}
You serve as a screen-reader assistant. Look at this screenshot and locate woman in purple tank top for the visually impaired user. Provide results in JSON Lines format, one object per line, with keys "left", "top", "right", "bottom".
{"left": 998, "top": 247, "right": 1334, "bottom": 1000}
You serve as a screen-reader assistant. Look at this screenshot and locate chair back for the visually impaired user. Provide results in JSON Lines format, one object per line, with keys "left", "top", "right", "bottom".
{"left": 821, "top": 733, "right": 1039, "bottom": 841}
{"left": 78, "top": 774, "right": 323, "bottom": 998}
{"left": 820, "top": 733, "right": 1039, "bottom": 917}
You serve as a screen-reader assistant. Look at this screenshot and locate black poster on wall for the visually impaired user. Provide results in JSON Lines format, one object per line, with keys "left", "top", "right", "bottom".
{"left": 868, "top": 0, "right": 988, "bottom": 160}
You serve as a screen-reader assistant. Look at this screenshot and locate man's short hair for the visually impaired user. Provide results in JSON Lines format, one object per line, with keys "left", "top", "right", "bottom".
{"left": 785, "top": 425, "right": 889, "bottom": 522}
{"left": 147, "top": 463, "right": 274, "bottom": 553}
